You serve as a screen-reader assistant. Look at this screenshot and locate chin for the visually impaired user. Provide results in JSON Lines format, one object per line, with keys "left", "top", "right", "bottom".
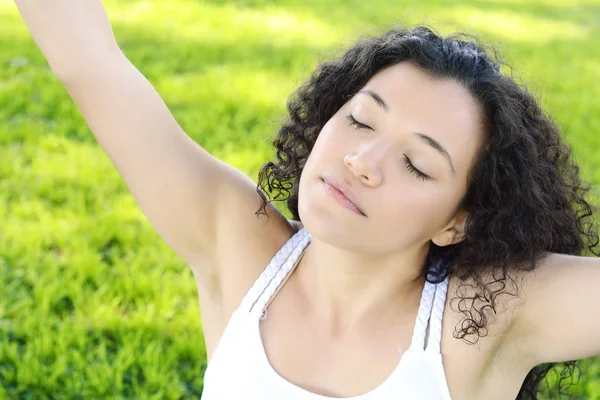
{"left": 297, "top": 174, "right": 357, "bottom": 241}
{"left": 297, "top": 197, "right": 363, "bottom": 249}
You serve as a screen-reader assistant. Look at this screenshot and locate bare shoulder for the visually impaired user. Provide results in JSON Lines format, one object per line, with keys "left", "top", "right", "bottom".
{"left": 187, "top": 164, "right": 304, "bottom": 359}
{"left": 214, "top": 203, "right": 304, "bottom": 319}
{"left": 441, "top": 270, "right": 533, "bottom": 398}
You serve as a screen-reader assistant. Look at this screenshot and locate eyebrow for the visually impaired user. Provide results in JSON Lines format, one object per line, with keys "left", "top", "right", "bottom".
{"left": 357, "top": 89, "right": 456, "bottom": 175}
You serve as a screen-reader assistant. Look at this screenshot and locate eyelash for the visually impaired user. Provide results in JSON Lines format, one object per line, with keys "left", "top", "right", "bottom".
{"left": 345, "top": 113, "right": 430, "bottom": 181}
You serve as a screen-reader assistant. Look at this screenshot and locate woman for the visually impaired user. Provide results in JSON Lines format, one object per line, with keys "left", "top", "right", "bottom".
{"left": 13, "top": 0, "right": 600, "bottom": 399}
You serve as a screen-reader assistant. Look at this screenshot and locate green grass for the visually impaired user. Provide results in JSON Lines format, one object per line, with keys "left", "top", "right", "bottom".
{"left": 1, "top": 0, "right": 600, "bottom": 398}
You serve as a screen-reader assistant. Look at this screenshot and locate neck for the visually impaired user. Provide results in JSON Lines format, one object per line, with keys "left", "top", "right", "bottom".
{"left": 296, "top": 237, "right": 429, "bottom": 336}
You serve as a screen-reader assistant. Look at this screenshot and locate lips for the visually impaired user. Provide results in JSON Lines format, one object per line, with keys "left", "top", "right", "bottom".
{"left": 321, "top": 177, "right": 366, "bottom": 216}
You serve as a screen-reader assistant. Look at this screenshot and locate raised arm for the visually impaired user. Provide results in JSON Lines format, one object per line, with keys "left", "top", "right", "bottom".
{"left": 502, "top": 253, "right": 600, "bottom": 368}
{"left": 12, "top": 0, "right": 293, "bottom": 294}
{"left": 14, "top": 0, "right": 120, "bottom": 77}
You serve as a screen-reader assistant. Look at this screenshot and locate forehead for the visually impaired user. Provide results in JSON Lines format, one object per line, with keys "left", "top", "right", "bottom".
{"left": 360, "top": 62, "right": 485, "bottom": 178}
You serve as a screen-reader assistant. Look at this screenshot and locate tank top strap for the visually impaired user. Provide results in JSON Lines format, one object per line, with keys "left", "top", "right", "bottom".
{"left": 408, "top": 277, "right": 438, "bottom": 352}
{"left": 238, "top": 227, "right": 312, "bottom": 319}
{"left": 425, "top": 273, "right": 450, "bottom": 355}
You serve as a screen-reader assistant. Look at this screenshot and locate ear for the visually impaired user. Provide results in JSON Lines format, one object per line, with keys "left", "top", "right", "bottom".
{"left": 431, "top": 210, "right": 469, "bottom": 247}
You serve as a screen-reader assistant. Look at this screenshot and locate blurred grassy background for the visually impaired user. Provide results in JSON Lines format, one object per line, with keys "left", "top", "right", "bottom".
{"left": 1, "top": 0, "right": 599, "bottom": 398}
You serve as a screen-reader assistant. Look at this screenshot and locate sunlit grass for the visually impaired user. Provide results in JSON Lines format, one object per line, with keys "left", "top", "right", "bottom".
{"left": 441, "top": 7, "right": 589, "bottom": 41}
{"left": 106, "top": 0, "right": 347, "bottom": 48}
{"left": 2, "top": 0, "right": 600, "bottom": 398}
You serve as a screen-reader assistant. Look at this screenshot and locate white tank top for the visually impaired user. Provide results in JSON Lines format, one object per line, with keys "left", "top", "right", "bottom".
{"left": 201, "top": 227, "right": 453, "bottom": 399}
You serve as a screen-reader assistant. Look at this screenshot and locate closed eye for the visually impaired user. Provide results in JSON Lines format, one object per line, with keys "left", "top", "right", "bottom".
{"left": 403, "top": 155, "right": 430, "bottom": 181}
{"left": 346, "top": 114, "right": 430, "bottom": 181}
{"left": 345, "top": 114, "right": 374, "bottom": 131}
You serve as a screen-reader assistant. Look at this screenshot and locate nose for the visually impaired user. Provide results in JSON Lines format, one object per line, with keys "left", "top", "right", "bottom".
{"left": 343, "top": 147, "right": 384, "bottom": 187}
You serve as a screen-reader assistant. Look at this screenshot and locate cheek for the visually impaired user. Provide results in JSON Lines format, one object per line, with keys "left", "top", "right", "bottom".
{"left": 304, "top": 123, "right": 348, "bottom": 169}
{"left": 315, "top": 121, "right": 345, "bottom": 150}
{"left": 380, "top": 187, "right": 447, "bottom": 232}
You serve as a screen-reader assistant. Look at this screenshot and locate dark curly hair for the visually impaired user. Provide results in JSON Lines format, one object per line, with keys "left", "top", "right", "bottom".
{"left": 255, "top": 24, "right": 599, "bottom": 399}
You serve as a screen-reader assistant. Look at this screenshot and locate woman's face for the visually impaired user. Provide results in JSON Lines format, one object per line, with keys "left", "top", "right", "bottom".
{"left": 298, "top": 61, "right": 486, "bottom": 255}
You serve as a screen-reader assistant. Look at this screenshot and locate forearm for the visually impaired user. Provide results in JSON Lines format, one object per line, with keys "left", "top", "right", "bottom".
{"left": 13, "top": 0, "right": 121, "bottom": 78}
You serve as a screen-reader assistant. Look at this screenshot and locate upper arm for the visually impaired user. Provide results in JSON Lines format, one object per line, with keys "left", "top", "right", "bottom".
{"left": 507, "top": 253, "right": 600, "bottom": 367}
{"left": 61, "top": 49, "right": 225, "bottom": 264}
{"left": 60, "top": 48, "right": 302, "bottom": 335}
{"left": 61, "top": 48, "right": 297, "bottom": 269}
